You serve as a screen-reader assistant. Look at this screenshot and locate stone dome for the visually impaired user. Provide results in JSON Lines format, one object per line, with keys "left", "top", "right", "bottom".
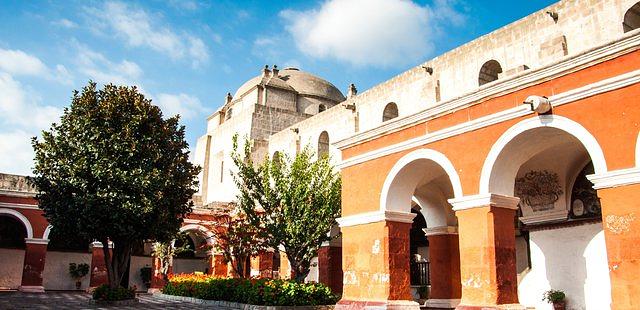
{"left": 233, "top": 67, "right": 345, "bottom": 103}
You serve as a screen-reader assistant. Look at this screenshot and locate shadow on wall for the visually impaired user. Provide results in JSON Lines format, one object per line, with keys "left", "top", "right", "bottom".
{"left": 517, "top": 223, "right": 610, "bottom": 310}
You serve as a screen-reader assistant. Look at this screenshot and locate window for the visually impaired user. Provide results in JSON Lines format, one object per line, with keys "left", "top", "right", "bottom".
{"left": 318, "top": 104, "right": 326, "bottom": 113}
{"left": 623, "top": 2, "right": 640, "bottom": 33}
{"left": 382, "top": 102, "right": 399, "bottom": 122}
{"left": 478, "top": 60, "right": 503, "bottom": 86}
{"left": 318, "top": 131, "right": 329, "bottom": 158}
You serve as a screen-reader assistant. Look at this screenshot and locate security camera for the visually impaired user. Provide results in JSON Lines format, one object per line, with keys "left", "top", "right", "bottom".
{"left": 523, "top": 95, "right": 552, "bottom": 114}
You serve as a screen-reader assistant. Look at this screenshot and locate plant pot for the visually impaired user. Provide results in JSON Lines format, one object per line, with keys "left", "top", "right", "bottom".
{"left": 552, "top": 300, "right": 566, "bottom": 310}
{"left": 75, "top": 281, "right": 82, "bottom": 290}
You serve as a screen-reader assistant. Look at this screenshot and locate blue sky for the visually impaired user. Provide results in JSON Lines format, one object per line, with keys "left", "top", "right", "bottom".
{"left": 0, "top": 0, "right": 556, "bottom": 175}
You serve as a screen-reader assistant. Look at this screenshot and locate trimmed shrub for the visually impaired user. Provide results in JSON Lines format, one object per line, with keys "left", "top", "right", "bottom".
{"left": 163, "top": 273, "right": 340, "bottom": 306}
{"left": 92, "top": 284, "right": 136, "bottom": 301}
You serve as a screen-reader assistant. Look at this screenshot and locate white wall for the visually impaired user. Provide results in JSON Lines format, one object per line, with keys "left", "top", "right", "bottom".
{"left": 0, "top": 249, "right": 24, "bottom": 289}
{"left": 42, "top": 251, "right": 91, "bottom": 290}
{"left": 128, "top": 255, "right": 152, "bottom": 291}
{"left": 517, "top": 222, "right": 611, "bottom": 310}
{"left": 173, "top": 258, "right": 207, "bottom": 274}
{"left": 305, "top": 257, "right": 319, "bottom": 283}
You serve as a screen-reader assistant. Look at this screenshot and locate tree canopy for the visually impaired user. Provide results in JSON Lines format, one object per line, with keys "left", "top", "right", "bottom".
{"left": 31, "top": 82, "right": 200, "bottom": 288}
{"left": 231, "top": 135, "right": 341, "bottom": 281}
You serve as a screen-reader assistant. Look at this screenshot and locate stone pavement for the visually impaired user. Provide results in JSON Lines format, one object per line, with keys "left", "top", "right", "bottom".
{"left": 0, "top": 291, "right": 204, "bottom": 309}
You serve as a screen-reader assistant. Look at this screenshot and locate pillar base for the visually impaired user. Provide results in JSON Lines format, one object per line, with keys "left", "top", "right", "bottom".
{"left": 425, "top": 298, "right": 460, "bottom": 309}
{"left": 335, "top": 299, "right": 420, "bottom": 310}
{"left": 147, "top": 288, "right": 162, "bottom": 294}
{"left": 456, "top": 304, "right": 526, "bottom": 310}
{"left": 18, "top": 286, "right": 44, "bottom": 293}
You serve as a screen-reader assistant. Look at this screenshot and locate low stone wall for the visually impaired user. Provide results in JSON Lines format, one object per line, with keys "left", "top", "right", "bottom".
{"left": 153, "top": 293, "right": 335, "bottom": 310}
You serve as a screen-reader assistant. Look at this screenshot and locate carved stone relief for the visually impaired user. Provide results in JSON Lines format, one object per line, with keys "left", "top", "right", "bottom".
{"left": 515, "top": 170, "right": 563, "bottom": 212}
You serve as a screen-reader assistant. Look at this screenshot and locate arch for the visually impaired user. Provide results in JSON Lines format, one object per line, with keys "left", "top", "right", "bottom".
{"left": 382, "top": 102, "right": 399, "bottom": 122}
{"left": 180, "top": 224, "right": 214, "bottom": 246}
{"left": 318, "top": 131, "right": 330, "bottom": 158}
{"left": 0, "top": 208, "right": 33, "bottom": 239}
{"left": 479, "top": 115, "right": 608, "bottom": 194}
{"left": 623, "top": 2, "right": 640, "bottom": 33}
{"left": 380, "top": 149, "right": 463, "bottom": 213}
{"left": 479, "top": 60, "right": 503, "bottom": 86}
{"left": 43, "top": 225, "right": 52, "bottom": 239}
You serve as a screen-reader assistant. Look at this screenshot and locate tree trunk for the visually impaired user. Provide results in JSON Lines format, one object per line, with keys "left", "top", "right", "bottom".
{"left": 101, "top": 239, "right": 132, "bottom": 289}
{"left": 289, "top": 257, "right": 311, "bottom": 282}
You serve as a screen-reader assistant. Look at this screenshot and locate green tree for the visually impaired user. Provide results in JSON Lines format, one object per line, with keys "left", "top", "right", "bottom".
{"left": 231, "top": 135, "right": 341, "bottom": 282}
{"left": 31, "top": 82, "right": 200, "bottom": 289}
{"left": 211, "top": 210, "right": 266, "bottom": 278}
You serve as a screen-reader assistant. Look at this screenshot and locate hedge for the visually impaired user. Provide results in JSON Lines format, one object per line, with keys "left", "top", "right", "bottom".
{"left": 162, "top": 274, "right": 340, "bottom": 306}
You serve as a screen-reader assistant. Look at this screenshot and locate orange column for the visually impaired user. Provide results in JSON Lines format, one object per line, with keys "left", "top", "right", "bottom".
{"left": 89, "top": 241, "right": 109, "bottom": 289}
{"left": 149, "top": 256, "right": 168, "bottom": 292}
{"left": 449, "top": 194, "right": 521, "bottom": 310}
{"left": 592, "top": 182, "right": 640, "bottom": 310}
{"left": 19, "top": 238, "right": 48, "bottom": 292}
{"left": 318, "top": 244, "right": 343, "bottom": 294}
{"left": 258, "top": 251, "right": 274, "bottom": 278}
{"left": 424, "top": 226, "right": 461, "bottom": 309}
{"left": 208, "top": 254, "right": 228, "bottom": 277}
{"left": 336, "top": 211, "right": 420, "bottom": 310}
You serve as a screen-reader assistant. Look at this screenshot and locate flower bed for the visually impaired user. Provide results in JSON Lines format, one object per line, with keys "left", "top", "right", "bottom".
{"left": 162, "top": 273, "right": 340, "bottom": 306}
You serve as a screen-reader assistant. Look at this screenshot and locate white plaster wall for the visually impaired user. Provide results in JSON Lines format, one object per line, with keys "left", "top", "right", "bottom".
{"left": 0, "top": 249, "right": 24, "bottom": 289}
{"left": 42, "top": 251, "right": 91, "bottom": 290}
{"left": 128, "top": 255, "right": 152, "bottom": 291}
{"left": 173, "top": 258, "right": 208, "bottom": 274}
{"left": 517, "top": 222, "right": 610, "bottom": 310}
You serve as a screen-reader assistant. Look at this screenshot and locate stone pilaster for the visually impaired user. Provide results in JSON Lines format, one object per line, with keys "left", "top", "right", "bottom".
{"left": 448, "top": 194, "right": 523, "bottom": 310}
{"left": 589, "top": 169, "right": 640, "bottom": 310}
{"left": 423, "top": 226, "right": 461, "bottom": 309}
{"left": 89, "top": 241, "right": 111, "bottom": 289}
{"left": 19, "top": 238, "right": 48, "bottom": 293}
{"left": 318, "top": 245, "right": 343, "bottom": 294}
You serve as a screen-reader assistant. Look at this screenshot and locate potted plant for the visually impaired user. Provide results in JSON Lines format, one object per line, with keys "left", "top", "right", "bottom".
{"left": 542, "top": 289, "right": 566, "bottom": 310}
{"left": 139, "top": 266, "right": 152, "bottom": 289}
{"left": 68, "top": 263, "right": 90, "bottom": 290}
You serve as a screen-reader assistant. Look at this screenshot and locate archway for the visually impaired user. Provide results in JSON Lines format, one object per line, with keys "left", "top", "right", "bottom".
{"left": 482, "top": 116, "right": 610, "bottom": 309}
{"left": 479, "top": 60, "right": 503, "bottom": 86}
{"left": 0, "top": 209, "right": 30, "bottom": 290}
{"left": 380, "top": 149, "right": 462, "bottom": 308}
{"left": 623, "top": 2, "right": 640, "bottom": 33}
{"left": 174, "top": 224, "right": 215, "bottom": 274}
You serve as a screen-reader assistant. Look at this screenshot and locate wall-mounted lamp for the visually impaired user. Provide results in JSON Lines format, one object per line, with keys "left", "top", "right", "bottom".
{"left": 523, "top": 95, "right": 552, "bottom": 114}
{"left": 344, "top": 103, "right": 356, "bottom": 111}
{"left": 421, "top": 66, "right": 434, "bottom": 75}
{"left": 546, "top": 11, "right": 559, "bottom": 23}
{"left": 290, "top": 128, "right": 299, "bottom": 134}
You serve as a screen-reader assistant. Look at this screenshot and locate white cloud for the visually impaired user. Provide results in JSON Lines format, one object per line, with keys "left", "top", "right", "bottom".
{"left": 87, "top": 1, "right": 210, "bottom": 67}
{"left": 0, "top": 73, "right": 63, "bottom": 175}
{"left": 0, "top": 49, "right": 49, "bottom": 76}
{"left": 52, "top": 18, "right": 78, "bottom": 28}
{"left": 0, "top": 130, "right": 36, "bottom": 176}
{"left": 0, "top": 48, "right": 73, "bottom": 84}
{"left": 74, "top": 43, "right": 143, "bottom": 87}
{"left": 280, "top": 0, "right": 465, "bottom": 67}
{"left": 155, "top": 93, "right": 207, "bottom": 120}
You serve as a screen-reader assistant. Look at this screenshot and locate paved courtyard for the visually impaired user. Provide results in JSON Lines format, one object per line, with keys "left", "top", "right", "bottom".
{"left": 0, "top": 291, "right": 204, "bottom": 309}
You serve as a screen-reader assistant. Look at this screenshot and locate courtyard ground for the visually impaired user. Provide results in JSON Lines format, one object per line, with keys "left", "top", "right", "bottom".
{"left": 0, "top": 291, "right": 205, "bottom": 309}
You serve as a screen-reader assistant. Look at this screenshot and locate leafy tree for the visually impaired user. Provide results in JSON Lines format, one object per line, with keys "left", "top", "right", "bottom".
{"left": 211, "top": 210, "right": 266, "bottom": 278}
{"left": 31, "top": 82, "right": 200, "bottom": 289}
{"left": 231, "top": 135, "right": 341, "bottom": 282}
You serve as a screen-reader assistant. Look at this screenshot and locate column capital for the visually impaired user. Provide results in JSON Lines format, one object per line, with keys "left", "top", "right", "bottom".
{"left": 587, "top": 167, "right": 640, "bottom": 189}
{"left": 24, "top": 238, "right": 49, "bottom": 245}
{"left": 448, "top": 193, "right": 520, "bottom": 211}
{"left": 336, "top": 210, "right": 416, "bottom": 228}
{"left": 423, "top": 226, "right": 458, "bottom": 236}
{"left": 90, "top": 241, "right": 114, "bottom": 249}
